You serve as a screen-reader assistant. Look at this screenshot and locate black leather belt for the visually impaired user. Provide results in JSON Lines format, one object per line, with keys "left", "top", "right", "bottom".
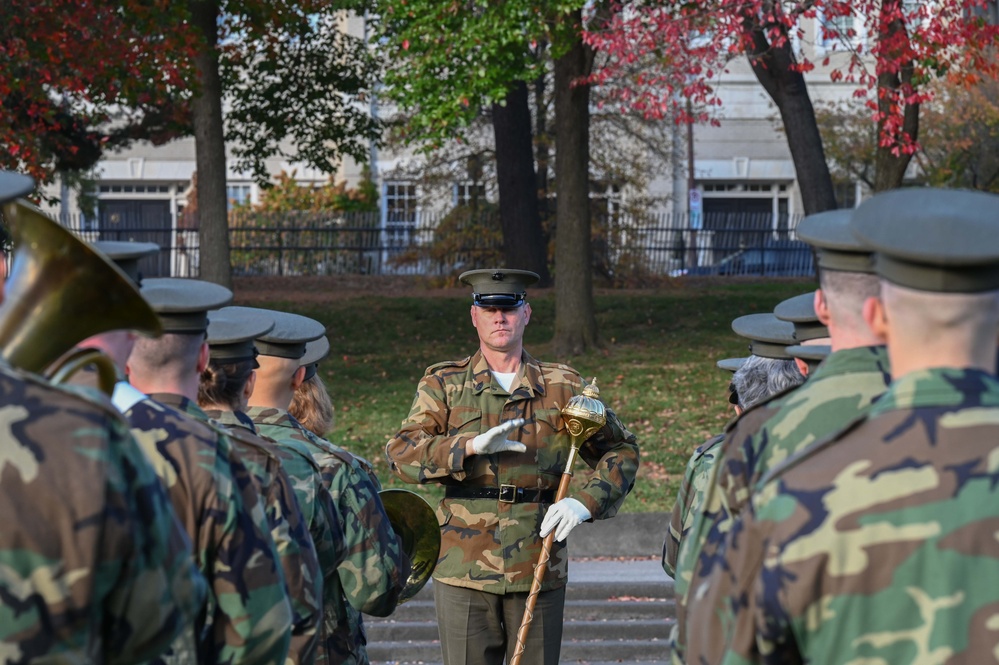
{"left": 445, "top": 485, "right": 556, "bottom": 504}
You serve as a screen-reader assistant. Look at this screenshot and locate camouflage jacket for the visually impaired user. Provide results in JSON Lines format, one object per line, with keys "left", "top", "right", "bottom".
{"left": 124, "top": 393, "right": 292, "bottom": 665}
{"left": 231, "top": 407, "right": 344, "bottom": 665}
{"left": 688, "top": 368, "right": 999, "bottom": 664}
{"left": 670, "top": 346, "right": 889, "bottom": 664}
{"left": 204, "top": 408, "right": 327, "bottom": 665}
{"left": 386, "top": 349, "right": 640, "bottom": 594}
{"left": 0, "top": 362, "right": 205, "bottom": 663}
{"left": 248, "top": 405, "right": 410, "bottom": 665}
{"left": 663, "top": 433, "right": 723, "bottom": 578}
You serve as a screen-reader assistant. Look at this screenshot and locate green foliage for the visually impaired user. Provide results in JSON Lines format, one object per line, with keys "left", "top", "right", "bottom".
{"left": 247, "top": 278, "right": 813, "bottom": 513}
{"left": 237, "top": 170, "right": 380, "bottom": 214}
{"left": 369, "top": 0, "right": 585, "bottom": 147}
{"left": 220, "top": 4, "right": 380, "bottom": 182}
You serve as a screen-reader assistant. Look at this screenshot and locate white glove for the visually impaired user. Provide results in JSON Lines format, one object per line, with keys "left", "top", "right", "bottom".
{"left": 539, "top": 497, "right": 591, "bottom": 542}
{"left": 471, "top": 418, "right": 527, "bottom": 455}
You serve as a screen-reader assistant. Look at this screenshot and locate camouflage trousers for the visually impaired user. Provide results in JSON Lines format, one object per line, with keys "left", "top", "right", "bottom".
{"left": 433, "top": 581, "right": 565, "bottom": 665}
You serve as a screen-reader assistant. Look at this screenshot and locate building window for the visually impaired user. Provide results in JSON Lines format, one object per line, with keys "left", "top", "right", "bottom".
{"left": 453, "top": 182, "right": 487, "bottom": 207}
{"left": 384, "top": 181, "right": 418, "bottom": 225}
{"left": 226, "top": 184, "right": 252, "bottom": 210}
{"left": 818, "top": 8, "right": 859, "bottom": 48}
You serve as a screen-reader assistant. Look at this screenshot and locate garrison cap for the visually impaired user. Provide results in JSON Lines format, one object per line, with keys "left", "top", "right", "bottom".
{"left": 140, "top": 278, "right": 233, "bottom": 334}
{"left": 207, "top": 306, "right": 275, "bottom": 364}
{"left": 459, "top": 268, "right": 539, "bottom": 308}
{"left": 301, "top": 335, "right": 330, "bottom": 381}
{"left": 0, "top": 172, "right": 34, "bottom": 204}
{"left": 224, "top": 306, "right": 326, "bottom": 359}
{"left": 851, "top": 188, "right": 999, "bottom": 293}
{"left": 731, "top": 313, "right": 796, "bottom": 360}
{"left": 92, "top": 240, "right": 160, "bottom": 285}
{"left": 774, "top": 292, "right": 828, "bottom": 342}
{"left": 796, "top": 209, "right": 875, "bottom": 274}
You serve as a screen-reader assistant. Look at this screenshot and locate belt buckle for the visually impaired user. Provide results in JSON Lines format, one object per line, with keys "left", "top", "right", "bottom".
{"left": 498, "top": 484, "right": 517, "bottom": 503}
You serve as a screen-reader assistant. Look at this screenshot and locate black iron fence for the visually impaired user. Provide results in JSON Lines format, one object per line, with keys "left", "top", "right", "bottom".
{"left": 39, "top": 209, "right": 815, "bottom": 281}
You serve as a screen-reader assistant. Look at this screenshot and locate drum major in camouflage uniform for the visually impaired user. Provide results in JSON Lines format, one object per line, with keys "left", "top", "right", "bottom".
{"left": 236, "top": 307, "right": 410, "bottom": 665}
{"left": 199, "top": 306, "right": 336, "bottom": 665}
{"left": 386, "top": 269, "right": 640, "bottom": 665}
{"left": 690, "top": 187, "right": 999, "bottom": 664}
{"left": 0, "top": 172, "right": 207, "bottom": 662}
{"left": 120, "top": 278, "right": 293, "bottom": 665}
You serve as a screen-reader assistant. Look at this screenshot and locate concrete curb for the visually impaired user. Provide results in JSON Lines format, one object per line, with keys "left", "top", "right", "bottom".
{"left": 568, "top": 512, "right": 669, "bottom": 558}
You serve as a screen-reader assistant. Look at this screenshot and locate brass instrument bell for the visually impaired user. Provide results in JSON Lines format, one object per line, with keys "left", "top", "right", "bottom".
{"left": 0, "top": 200, "right": 162, "bottom": 377}
{"left": 379, "top": 488, "right": 441, "bottom": 604}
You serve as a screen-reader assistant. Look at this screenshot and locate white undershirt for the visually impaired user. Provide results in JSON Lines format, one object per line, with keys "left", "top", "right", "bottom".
{"left": 491, "top": 370, "right": 517, "bottom": 393}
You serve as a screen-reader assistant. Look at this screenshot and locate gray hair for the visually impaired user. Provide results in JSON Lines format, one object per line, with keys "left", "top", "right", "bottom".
{"left": 731, "top": 355, "right": 805, "bottom": 410}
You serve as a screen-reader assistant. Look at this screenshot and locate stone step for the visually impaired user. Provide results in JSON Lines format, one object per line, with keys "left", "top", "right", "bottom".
{"left": 369, "top": 637, "right": 673, "bottom": 664}
{"left": 376, "top": 597, "right": 676, "bottom": 623}
{"left": 367, "top": 617, "right": 673, "bottom": 643}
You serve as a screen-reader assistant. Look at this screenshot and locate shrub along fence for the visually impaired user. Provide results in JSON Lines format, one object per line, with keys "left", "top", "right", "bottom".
{"left": 47, "top": 209, "right": 816, "bottom": 281}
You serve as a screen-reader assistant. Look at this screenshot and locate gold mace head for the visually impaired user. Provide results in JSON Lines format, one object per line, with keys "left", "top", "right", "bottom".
{"left": 561, "top": 377, "right": 607, "bottom": 442}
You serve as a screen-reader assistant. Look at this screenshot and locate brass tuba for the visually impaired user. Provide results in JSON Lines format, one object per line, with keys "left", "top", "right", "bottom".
{"left": 0, "top": 200, "right": 162, "bottom": 390}
{"left": 379, "top": 488, "right": 441, "bottom": 604}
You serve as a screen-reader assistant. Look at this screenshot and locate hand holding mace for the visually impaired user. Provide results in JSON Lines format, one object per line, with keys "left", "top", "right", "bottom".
{"left": 509, "top": 378, "right": 607, "bottom": 665}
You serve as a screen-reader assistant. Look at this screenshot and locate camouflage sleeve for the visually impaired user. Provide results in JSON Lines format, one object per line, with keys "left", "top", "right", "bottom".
{"left": 320, "top": 453, "right": 411, "bottom": 617}
{"left": 663, "top": 436, "right": 722, "bottom": 578}
{"left": 103, "top": 415, "right": 208, "bottom": 663}
{"left": 574, "top": 406, "right": 640, "bottom": 520}
{"left": 386, "top": 372, "right": 473, "bottom": 483}
{"left": 265, "top": 462, "right": 324, "bottom": 665}
{"left": 208, "top": 445, "right": 293, "bottom": 664}
{"left": 685, "top": 502, "right": 774, "bottom": 665}
{"left": 716, "top": 404, "right": 781, "bottom": 521}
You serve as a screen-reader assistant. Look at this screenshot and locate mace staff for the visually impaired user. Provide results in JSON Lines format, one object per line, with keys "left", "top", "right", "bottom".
{"left": 509, "top": 378, "right": 607, "bottom": 665}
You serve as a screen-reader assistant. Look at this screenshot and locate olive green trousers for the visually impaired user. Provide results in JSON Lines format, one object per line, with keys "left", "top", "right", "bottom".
{"left": 433, "top": 581, "right": 566, "bottom": 665}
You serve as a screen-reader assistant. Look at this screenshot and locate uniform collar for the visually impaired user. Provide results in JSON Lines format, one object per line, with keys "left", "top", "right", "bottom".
{"left": 470, "top": 349, "right": 546, "bottom": 398}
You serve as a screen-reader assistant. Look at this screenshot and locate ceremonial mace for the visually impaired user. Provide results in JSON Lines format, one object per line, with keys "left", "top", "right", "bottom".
{"left": 510, "top": 379, "right": 607, "bottom": 665}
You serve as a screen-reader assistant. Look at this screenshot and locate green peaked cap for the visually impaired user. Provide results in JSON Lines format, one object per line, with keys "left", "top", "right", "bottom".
{"left": 774, "top": 292, "right": 828, "bottom": 341}
{"left": 206, "top": 306, "right": 275, "bottom": 364}
{"left": 731, "top": 313, "right": 796, "bottom": 360}
{"left": 796, "top": 209, "right": 875, "bottom": 274}
{"left": 140, "top": 278, "right": 233, "bottom": 334}
{"left": 459, "top": 268, "right": 540, "bottom": 308}
{"left": 851, "top": 187, "right": 999, "bottom": 292}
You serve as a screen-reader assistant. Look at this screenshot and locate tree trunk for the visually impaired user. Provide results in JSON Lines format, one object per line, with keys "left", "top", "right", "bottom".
{"left": 553, "top": 19, "right": 598, "bottom": 358}
{"left": 492, "top": 81, "right": 551, "bottom": 285}
{"left": 534, "top": 62, "right": 551, "bottom": 229}
{"left": 873, "top": 0, "right": 918, "bottom": 191}
{"left": 742, "top": 17, "right": 838, "bottom": 214}
{"left": 190, "top": 0, "right": 232, "bottom": 287}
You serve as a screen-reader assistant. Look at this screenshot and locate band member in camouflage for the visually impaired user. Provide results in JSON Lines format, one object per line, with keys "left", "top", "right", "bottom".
{"left": 689, "top": 187, "right": 999, "bottom": 664}
{"left": 200, "top": 306, "right": 335, "bottom": 665}
{"left": 239, "top": 307, "right": 410, "bottom": 665}
{"left": 676, "top": 211, "right": 889, "bottom": 664}
{"left": 387, "top": 269, "right": 639, "bottom": 665}
{"left": 0, "top": 171, "right": 206, "bottom": 662}
{"left": 124, "top": 278, "right": 293, "bottom": 665}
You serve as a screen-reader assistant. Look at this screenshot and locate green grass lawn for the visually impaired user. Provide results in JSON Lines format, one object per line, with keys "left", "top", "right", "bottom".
{"left": 251, "top": 277, "right": 813, "bottom": 514}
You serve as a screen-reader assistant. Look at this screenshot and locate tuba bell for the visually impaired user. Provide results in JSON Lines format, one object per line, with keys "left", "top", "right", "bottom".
{"left": 379, "top": 488, "right": 441, "bottom": 604}
{"left": 0, "top": 200, "right": 162, "bottom": 388}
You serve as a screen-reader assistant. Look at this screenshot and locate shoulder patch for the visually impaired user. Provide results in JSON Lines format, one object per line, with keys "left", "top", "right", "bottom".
{"left": 425, "top": 356, "right": 471, "bottom": 376}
